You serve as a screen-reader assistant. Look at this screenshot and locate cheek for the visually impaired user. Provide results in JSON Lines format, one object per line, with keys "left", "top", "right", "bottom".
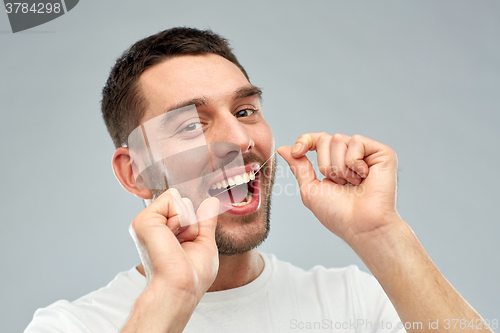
{"left": 254, "top": 123, "right": 275, "bottom": 154}
{"left": 161, "top": 145, "right": 212, "bottom": 186}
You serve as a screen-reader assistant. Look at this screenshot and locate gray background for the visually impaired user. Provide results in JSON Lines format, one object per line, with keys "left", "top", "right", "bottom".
{"left": 1, "top": 1, "right": 499, "bottom": 331}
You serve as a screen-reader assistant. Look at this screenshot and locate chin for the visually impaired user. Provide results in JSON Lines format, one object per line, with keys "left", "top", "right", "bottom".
{"left": 215, "top": 201, "right": 271, "bottom": 256}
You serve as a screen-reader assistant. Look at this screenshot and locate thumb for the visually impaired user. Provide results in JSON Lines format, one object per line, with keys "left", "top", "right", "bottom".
{"left": 277, "top": 146, "right": 317, "bottom": 189}
{"left": 195, "top": 197, "right": 220, "bottom": 241}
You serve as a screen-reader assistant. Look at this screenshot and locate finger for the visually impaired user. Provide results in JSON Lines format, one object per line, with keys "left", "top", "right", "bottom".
{"left": 331, "top": 174, "right": 348, "bottom": 185}
{"left": 346, "top": 134, "right": 393, "bottom": 169}
{"left": 195, "top": 197, "right": 220, "bottom": 242}
{"left": 315, "top": 132, "right": 334, "bottom": 179}
{"left": 290, "top": 132, "right": 357, "bottom": 185}
{"left": 176, "top": 198, "right": 199, "bottom": 242}
{"left": 312, "top": 133, "right": 348, "bottom": 184}
{"left": 147, "top": 188, "right": 188, "bottom": 225}
{"left": 291, "top": 132, "right": 330, "bottom": 158}
{"left": 167, "top": 216, "right": 183, "bottom": 235}
{"left": 132, "top": 188, "right": 186, "bottom": 237}
{"left": 330, "top": 133, "right": 363, "bottom": 185}
{"left": 345, "top": 135, "right": 370, "bottom": 179}
{"left": 180, "top": 197, "right": 198, "bottom": 227}
{"left": 277, "top": 145, "right": 317, "bottom": 190}
{"left": 176, "top": 224, "right": 198, "bottom": 243}
{"left": 160, "top": 189, "right": 190, "bottom": 232}
{"left": 169, "top": 189, "right": 190, "bottom": 227}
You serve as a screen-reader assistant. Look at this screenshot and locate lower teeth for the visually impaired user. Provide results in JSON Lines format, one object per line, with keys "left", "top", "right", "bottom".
{"left": 231, "top": 192, "right": 253, "bottom": 206}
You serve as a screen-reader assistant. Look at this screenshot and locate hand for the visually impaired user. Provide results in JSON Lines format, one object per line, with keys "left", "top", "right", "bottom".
{"left": 279, "top": 133, "right": 494, "bottom": 333}
{"left": 278, "top": 133, "right": 401, "bottom": 247}
{"left": 129, "top": 188, "right": 220, "bottom": 301}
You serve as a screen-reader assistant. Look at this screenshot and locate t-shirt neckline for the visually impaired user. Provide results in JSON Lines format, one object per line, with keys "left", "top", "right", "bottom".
{"left": 200, "top": 252, "right": 272, "bottom": 303}
{"left": 130, "top": 252, "right": 272, "bottom": 303}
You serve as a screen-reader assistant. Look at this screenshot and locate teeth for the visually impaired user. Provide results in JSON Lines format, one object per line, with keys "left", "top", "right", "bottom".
{"left": 211, "top": 171, "right": 256, "bottom": 191}
{"left": 234, "top": 175, "right": 244, "bottom": 185}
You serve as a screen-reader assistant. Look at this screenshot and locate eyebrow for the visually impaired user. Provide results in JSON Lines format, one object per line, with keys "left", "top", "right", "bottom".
{"left": 234, "top": 85, "right": 263, "bottom": 100}
{"left": 165, "top": 85, "right": 263, "bottom": 113}
{"left": 167, "top": 97, "right": 208, "bottom": 113}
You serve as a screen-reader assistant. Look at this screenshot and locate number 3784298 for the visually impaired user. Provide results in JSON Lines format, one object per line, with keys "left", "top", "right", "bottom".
{"left": 443, "top": 319, "right": 498, "bottom": 330}
{"left": 5, "top": 3, "right": 61, "bottom": 14}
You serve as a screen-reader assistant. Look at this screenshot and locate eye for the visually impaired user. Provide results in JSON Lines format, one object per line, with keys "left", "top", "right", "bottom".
{"left": 235, "top": 109, "right": 255, "bottom": 118}
{"left": 181, "top": 122, "right": 202, "bottom": 132}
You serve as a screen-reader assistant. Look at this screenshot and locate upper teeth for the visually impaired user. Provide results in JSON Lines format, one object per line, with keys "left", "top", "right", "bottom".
{"left": 211, "top": 170, "right": 255, "bottom": 190}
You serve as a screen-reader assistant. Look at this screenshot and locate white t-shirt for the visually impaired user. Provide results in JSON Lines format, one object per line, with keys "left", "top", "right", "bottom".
{"left": 25, "top": 253, "right": 405, "bottom": 333}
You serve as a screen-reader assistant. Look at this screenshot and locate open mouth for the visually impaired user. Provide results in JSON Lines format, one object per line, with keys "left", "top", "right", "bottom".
{"left": 208, "top": 169, "right": 257, "bottom": 207}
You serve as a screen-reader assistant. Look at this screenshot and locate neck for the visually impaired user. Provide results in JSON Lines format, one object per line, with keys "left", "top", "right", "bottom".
{"left": 135, "top": 248, "right": 264, "bottom": 292}
{"left": 208, "top": 248, "right": 264, "bottom": 292}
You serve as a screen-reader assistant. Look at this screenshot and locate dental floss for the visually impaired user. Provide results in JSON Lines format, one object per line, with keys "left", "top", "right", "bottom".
{"left": 212, "top": 150, "right": 277, "bottom": 198}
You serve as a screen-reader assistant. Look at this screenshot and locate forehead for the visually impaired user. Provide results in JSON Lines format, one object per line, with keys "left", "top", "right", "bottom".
{"left": 138, "top": 54, "right": 251, "bottom": 121}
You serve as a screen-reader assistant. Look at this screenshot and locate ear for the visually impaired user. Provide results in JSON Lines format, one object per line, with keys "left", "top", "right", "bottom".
{"left": 112, "top": 147, "right": 153, "bottom": 200}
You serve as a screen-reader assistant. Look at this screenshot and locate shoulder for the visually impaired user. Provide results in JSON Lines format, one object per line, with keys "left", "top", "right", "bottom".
{"left": 24, "top": 267, "right": 146, "bottom": 333}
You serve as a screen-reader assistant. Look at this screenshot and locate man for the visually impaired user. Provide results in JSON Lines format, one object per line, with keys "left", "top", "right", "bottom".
{"left": 26, "top": 27, "right": 492, "bottom": 333}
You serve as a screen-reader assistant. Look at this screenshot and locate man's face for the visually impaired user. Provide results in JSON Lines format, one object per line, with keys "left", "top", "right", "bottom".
{"left": 138, "top": 54, "right": 276, "bottom": 255}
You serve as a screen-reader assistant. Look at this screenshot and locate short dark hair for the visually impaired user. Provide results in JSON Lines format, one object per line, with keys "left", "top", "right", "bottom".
{"left": 101, "top": 27, "right": 250, "bottom": 148}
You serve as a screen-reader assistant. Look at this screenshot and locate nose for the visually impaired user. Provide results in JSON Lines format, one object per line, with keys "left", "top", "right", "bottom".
{"left": 210, "top": 114, "right": 254, "bottom": 159}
